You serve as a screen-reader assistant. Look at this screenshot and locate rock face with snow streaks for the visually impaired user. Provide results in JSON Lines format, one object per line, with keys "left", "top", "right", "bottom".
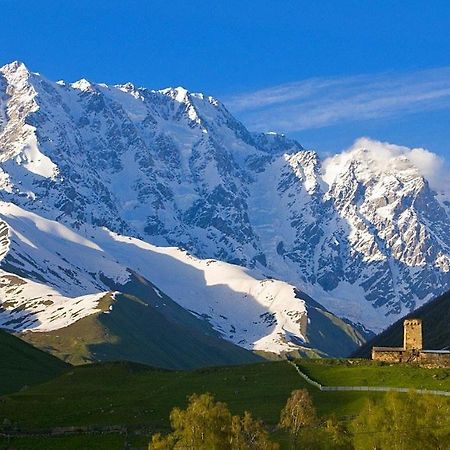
{"left": 0, "top": 61, "right": 449, "bottom": 344}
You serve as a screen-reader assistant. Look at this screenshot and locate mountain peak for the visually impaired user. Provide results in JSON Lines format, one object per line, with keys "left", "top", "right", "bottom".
{"left": 321, "top": 137, "right": 432, "bottom": 188}
{"left": 0, "top": 61, "right": 32, "bottom": 82}
{"left": 1, "top": 60, "right": 29, "bottom": 73}
{"left": 157, "top": 86, "right": 216, "bottom": 104}
{"left": 117, "top": 82, "right": 136, "bottom": 92}
{"left": 71, "top": 78, "right": 95, "bottom": 92}
{"left": 159, "top": 86, "right": 192, "bottom": 103}
{"left": 252, "top": 131, "right": 304, "bottom": 154}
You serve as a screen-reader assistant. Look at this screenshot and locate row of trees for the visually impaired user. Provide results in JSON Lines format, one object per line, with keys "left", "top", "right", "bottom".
{"left": 149, "top": 389, "right": 450, "bottom": 449}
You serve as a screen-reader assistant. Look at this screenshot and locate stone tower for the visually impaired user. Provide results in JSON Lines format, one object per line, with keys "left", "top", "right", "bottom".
{"left": 403, "top": 319, "right": 423, "bottom": 350}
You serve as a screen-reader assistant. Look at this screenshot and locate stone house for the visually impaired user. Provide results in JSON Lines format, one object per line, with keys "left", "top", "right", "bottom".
{"left": 372, "top": 319, "right": 450, "bottom": 367}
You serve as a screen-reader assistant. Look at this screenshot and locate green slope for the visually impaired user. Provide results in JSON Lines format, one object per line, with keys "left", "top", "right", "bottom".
{"left": 22, "top": 273, "right": 262, "bottom": 369}
{"left": 1, "top": 359, "right": 449, "bottom": 449}
{"left": 20, "top": 275, "right": 368, "bottom": 368}
{"left": 0, "top": 360, "right": 379, "bottom": 431}
{"left": 353, "top": 289, "right": 450, "bottom": 358}
{"left": 1, "top": 360, "right": 448, "bottom": 433}
{"left": 0, "top": 328, "right": 68, "bottom": 395}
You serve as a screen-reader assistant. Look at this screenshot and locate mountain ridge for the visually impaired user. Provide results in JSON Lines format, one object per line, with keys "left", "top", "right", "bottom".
{"left": 0, "top": 61, "right": 449, "bottom": 353}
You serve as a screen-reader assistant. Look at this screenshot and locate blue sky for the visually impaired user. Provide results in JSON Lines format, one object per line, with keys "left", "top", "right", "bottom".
{"left": 1, "top": 0, "right": 450, "bottom": 160}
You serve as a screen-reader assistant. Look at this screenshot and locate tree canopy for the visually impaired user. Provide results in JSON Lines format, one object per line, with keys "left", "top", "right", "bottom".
{"left": 149, "top": 393, "right": 279, "bottom": 450}
{"left": 150, "top": 389, "right": 450, "bottom": 449}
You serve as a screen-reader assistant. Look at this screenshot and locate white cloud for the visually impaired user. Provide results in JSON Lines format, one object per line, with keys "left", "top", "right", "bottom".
{"left": 323, "top": 137, "right": 449, "bottom": 194}
{"left": 225, "top": 68, "right": 450, "bottom": 133}
{"left": 408, "top": 147, "right": 444, "bottom": 181}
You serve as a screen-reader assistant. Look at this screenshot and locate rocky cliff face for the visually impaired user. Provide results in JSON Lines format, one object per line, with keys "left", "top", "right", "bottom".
{"left": 0, "top": 61, "right": 449, "bottom": 335}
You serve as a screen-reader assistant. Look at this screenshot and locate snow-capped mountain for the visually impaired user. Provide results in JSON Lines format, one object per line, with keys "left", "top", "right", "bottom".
{"left": 0, "top": 60, "right": 448, "bottom": 347}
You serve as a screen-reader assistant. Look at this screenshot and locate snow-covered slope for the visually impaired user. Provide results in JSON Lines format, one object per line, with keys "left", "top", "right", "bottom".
{"left": 0, "top": 61, "right": 448, "bottom": 338}
{"left": 0, "top": 201, "right": 319, "bottom": 353}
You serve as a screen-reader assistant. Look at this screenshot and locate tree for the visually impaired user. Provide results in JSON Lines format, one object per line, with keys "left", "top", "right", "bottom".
{"left": 149, "top": 433, "right": 176, "bottom": 450}
{"left": 323, "top": 415, "right": 352, "bottom": 449}
{"left": 351, "top": 391, "right": 450, "bottom": 450}
{"left": 279, "top": 389, "right": 318, "bottom": 449}
{"left": 279, "top": 389, "right": 317, "bottom": 433}
{"left": 230, "top": 411, "right": 279, "bottom": 450}
{"left": 149, "top": 393, "right": 279, "bottom": 450}
{"left": 148, "top": 393, "right": 231, "bottom": 450}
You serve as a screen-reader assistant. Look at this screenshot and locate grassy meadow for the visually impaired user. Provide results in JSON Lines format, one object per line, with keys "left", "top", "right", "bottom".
{"left": 0, "top": 359, "right": 449, "bottom": 449}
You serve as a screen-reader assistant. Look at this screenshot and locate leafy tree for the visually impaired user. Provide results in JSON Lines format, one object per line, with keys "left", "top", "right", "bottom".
{"left": 351, "top": 391, "right": 450, "bottom": 450}
{"left": 230, "top": 411, "right": 279, "bottom": 450}
{"left": 149, "top": 393, "right": 279, "bottom": 450}
{"left": 149, "top": 433, "right": 176, "bottom": 450}
{"left": 148, "top": 393, "right": 231, "bottom": 449}
{"left": 279, "top": 389, "right": 318, "bottom": 449}
{"left": 323, "top": 414, "right": 353, "bottom": 449}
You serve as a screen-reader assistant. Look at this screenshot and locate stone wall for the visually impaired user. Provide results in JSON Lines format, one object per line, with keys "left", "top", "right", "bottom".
{"left": 419, "top": 352, "right": 450, "bottom": 368}
{"left": 372, "top": 348, "right": 450, "bottom": 367}
{"left": 372, "top": 348, "right": 405, "bottom": 363}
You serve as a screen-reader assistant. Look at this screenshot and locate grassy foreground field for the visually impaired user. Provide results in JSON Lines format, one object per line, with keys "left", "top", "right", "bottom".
{"left": 0, "top": 359, "right": 449, "bottom": 449}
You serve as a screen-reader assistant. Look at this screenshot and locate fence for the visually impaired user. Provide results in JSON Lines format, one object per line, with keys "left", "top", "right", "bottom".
{"left": 288, "top": 360, "right": 450, "bottom": 397}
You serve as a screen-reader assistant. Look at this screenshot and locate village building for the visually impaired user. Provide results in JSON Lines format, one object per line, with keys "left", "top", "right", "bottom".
{"left": 372, "top": 319, "right": 450, "bottom": 367}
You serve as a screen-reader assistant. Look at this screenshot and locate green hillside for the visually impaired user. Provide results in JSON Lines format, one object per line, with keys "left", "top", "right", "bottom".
{"left": 0, "top": 360, "right": 381, "bottom": 437}
{"left": 22, "top": 292, "right": 261, "bottom": 369}
{"left": 353, "top": 289, "right": 450, "bottom": 358}
{"left": 22, "top": 273, "right": 261, "bottom": 369}
{"left": 0, "top": 359, "right": 449, "bottom": 449}
{"left": 0, "top": 328, "right": 68, "bottom": 395}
